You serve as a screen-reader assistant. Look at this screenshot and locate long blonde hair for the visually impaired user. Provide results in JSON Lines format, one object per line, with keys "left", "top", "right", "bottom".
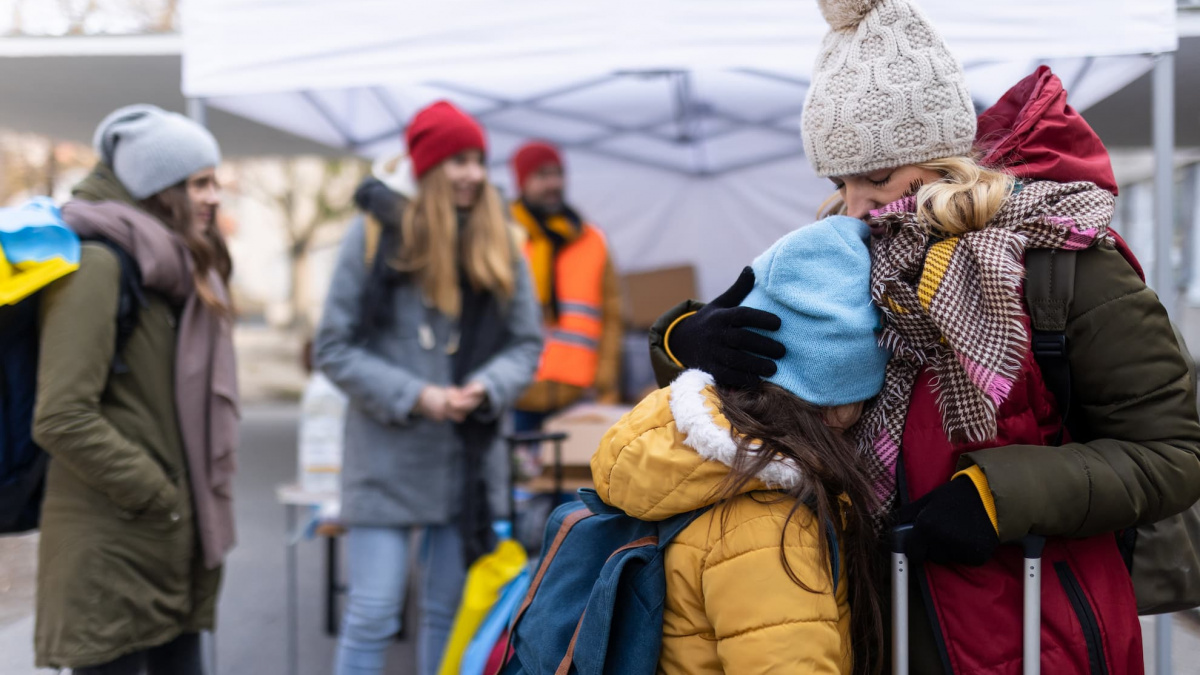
{"left": 819, "top": 156, "right": 1016, "bottom": 236}
{"left": 397, "top": 165, "right": 515, "bottom": 317}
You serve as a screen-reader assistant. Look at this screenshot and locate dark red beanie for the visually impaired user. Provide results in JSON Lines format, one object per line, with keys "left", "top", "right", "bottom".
{"left": 512, "top": 141, "right": 563, "bottom": 191}
{"left": 405, "top": 100, "right": 487, "bottom": 179}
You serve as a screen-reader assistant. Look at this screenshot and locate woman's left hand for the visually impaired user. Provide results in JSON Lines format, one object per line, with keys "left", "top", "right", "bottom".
{"left": 897, "top": 477, "right": 999, "bottom": 566}
{"left": 446, "top": 382, "right": 487, "bottom": 422}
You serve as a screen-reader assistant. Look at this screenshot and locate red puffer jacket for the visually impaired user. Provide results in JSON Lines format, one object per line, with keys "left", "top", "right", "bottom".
{"left": 902, "top": 67, "right": 1142, "bottom": 675}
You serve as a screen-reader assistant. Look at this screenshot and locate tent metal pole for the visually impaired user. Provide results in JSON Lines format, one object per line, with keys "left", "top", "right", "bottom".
{"left": 1152, "top": 47, "right": 1176, "bottom": 675}
{"left": 187, "top": 97, "right": 208, "bottom": 127}
{"left": 1156, "top": 613, "right": 1174, "bottom": 675}
{"left": 1184, "top": 166, "right": 1200, "bottom": 303}
{"left": 1153, "top": 51, "right": 1177, "bottom": 321}
{"left": 302, "top": 91, "right": 358, "bottom": 149}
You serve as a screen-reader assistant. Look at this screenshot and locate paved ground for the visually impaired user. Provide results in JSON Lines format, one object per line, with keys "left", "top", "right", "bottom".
{"left": 3, "top": 404, "right": 1200, "bottom": 675}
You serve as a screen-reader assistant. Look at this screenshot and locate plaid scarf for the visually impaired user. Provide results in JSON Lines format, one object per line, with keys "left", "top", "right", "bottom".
{"left": 854, "top": 180, "right": 1116, "bottom": 514}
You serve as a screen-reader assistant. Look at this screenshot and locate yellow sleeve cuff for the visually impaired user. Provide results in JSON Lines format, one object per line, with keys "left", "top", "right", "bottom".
{"left": 953, "top": 465, "right": 1000, "bottom": 534}
{"left": 662, "top": 311, "right": 698, "bottom": 368}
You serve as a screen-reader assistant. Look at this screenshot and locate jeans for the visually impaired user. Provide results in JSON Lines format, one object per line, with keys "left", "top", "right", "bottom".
{"left": 73, "top": 632, "right": 203, "bottom": 675}
{"left": 511, "top": 409, "right": 549, "bottom": 434}
{"left": 334, "top": 525, "right": 466, "bottom": 675}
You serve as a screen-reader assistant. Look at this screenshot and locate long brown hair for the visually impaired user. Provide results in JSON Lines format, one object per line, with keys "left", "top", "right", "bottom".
{"left": 396, "top": 164, "right": 515, "bottom": 317}
{"left": 138, "top": 183, "right": 233, "bottom": 314}
{"left": 716, "top": 384, "right": 884, "bottom": 675}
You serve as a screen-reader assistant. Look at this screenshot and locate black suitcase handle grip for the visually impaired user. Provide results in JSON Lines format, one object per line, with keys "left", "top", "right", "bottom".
{"left": 891, "top": 523, "right": 915, "bottom": 555}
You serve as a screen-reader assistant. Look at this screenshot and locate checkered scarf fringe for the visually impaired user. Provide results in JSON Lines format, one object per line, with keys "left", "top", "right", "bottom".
{"left": 852, "top": 180, "right": 1116, "bottom": 518}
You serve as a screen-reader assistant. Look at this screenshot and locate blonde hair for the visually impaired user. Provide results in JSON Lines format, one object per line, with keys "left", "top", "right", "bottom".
{"left": 397, "top": 165, "right": 515, "bottom": 317}
{"left": 818, "top": 156, "right": 1016, "bottom": 236}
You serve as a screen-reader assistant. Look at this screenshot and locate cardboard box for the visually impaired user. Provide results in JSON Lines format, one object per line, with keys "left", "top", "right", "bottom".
{"left": 539, "top": 402, "right": 634, "bottom": 471}
{"left": 621, "top": 265, "right": 697, "bottom": 330}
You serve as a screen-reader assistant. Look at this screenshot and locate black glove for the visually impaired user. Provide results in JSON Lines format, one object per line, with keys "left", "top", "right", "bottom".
{"left": 668, "top": 267, "right": 785, "bottom": 389}
{"left": 897, "top": 477, "right": 999, "bottom": 566}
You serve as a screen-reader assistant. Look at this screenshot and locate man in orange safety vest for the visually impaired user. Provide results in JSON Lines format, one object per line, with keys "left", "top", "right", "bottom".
{"left": 509, "top": 140, "right": 623, "bottom": 433}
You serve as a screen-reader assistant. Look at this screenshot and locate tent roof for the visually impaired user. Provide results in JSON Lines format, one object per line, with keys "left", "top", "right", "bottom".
{"left": 183, "top": 1, "right": 1178, "bottom": 97}
{"left": 179, "top": 0, "right": 1180, "bottom": 179}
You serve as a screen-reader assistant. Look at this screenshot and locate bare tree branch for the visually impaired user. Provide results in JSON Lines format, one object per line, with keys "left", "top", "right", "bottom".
{"left": 155, "top": 0, "right": 178, "bottom": 32}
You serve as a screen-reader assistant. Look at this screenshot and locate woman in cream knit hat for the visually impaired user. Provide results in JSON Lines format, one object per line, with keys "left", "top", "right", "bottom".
{"left": 652, "top": 1, "right": 1200, "bottom": 673}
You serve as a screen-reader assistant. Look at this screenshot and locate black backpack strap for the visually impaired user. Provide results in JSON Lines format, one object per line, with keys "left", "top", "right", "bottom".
{"left": 1024, "top": 249, "right": 1076, "bottom": 443}
{"left": 355, "top": 214, "right": 406, "bottom": 342}
{"left": 82, "top": 238, "right": 145, "bottom": 374}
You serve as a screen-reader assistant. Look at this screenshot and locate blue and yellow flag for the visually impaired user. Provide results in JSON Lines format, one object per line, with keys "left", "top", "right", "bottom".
{"left": 0, "top": 197, "right": 80, "bottom": 306}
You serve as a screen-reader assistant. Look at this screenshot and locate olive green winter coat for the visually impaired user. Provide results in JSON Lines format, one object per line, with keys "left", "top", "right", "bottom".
{"left": 31, "top": 168, "right": 222, "bottom": 669}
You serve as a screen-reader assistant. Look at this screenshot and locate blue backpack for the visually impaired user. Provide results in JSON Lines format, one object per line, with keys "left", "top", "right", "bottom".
{"left": 501, "top": 488, "right": 839, "bottom": 675}
{"left": 0, "top": 199, "right": 144, "bottom": 535}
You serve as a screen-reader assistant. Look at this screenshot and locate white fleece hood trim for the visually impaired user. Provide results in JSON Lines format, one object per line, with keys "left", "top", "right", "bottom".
{"left": 372, "top": 152, "right": 417, "bottom": 199}
{"left": 669, "top": 369, "right": 803, "bottom": 490}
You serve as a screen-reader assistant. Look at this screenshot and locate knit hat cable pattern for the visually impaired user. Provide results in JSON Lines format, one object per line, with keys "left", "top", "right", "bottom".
{"left": 802, "top": 0, "right": 976, "bottom": 178}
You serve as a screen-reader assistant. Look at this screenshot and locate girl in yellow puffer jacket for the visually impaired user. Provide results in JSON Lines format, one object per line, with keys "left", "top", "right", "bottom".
{"left": 590, "top": 216, "right": 889, "bottom": 675}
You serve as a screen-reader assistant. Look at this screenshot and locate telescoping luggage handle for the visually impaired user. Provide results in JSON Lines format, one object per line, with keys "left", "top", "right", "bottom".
{"left": 891, "top": 525, "right": 1047, "bottom": 675}
{"left": 506, "top": 430, "right": 570, "bottom": 503}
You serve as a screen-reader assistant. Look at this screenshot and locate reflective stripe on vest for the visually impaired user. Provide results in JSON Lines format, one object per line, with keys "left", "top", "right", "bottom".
{"left": 522, "top": 224, "right": 608, "bottom": 389}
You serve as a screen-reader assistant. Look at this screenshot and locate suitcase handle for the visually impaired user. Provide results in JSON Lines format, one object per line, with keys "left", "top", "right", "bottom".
{"left": 506, "top": 431, "right": 570, "bottom": 499}
{"left": 892, "top": 527, "right": 1047, "bottom": 675}
{"left": 892, "top": 524, "right": 915, "bottom": 675}
{"left": 1021, "top": 536, "right": 1046, "bottom": 675}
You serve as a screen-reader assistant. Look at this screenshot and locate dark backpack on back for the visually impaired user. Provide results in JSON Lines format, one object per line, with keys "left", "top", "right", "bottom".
{"left": 501, "top": 488, "right": 839, "bottom": 675}
{"left": 1025, "top": 243, "right": 1200, "bottom": 615}
{"left": 0, "top": 239, "right": 144, "bottom": 535}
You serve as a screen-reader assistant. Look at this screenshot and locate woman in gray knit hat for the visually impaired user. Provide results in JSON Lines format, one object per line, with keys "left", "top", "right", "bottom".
{"left": 651, "top": 1, "right": 1200, "bottom": 673}
{"left": 32, "top": 104, "right": 236, "bottom": 675}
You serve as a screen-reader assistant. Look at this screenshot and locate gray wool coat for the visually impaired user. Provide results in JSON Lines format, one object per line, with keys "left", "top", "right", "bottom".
{"left": 314, "top": 216, "right": 543, "bottom": 527}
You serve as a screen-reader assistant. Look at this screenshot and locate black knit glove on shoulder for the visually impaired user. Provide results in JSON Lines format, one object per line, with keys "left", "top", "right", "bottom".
{"left": 668, "top": 267, "right": 785, "bottom": 389}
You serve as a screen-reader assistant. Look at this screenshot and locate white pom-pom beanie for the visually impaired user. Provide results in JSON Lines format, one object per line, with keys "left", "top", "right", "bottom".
{"left": 802, "top": 0, "right": 976, "bottom": 178}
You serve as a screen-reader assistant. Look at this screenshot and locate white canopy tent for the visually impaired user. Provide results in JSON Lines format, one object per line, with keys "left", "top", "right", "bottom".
{"left": 182, "top": 1, "right": 1179, "bottom": 300}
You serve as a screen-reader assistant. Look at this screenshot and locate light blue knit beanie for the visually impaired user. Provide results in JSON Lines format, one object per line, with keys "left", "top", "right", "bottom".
{"left": 740, "top": 215, "right": 889, "bottom": 407}
{"left": 93, "top": 104, "right": 222, "bottom": 200}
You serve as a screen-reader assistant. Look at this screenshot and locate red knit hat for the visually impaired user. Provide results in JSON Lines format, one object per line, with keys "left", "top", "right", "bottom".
{"left": 405, "top": 100, "right": 487, "bottom": 179}
{"left": 512, "top": 141, "right": 563, "bottom": 191}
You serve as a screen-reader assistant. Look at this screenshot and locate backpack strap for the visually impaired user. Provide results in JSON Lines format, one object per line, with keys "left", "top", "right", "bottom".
{"left": 1024, "top": 249, "right": 1076, "bottom": 442}
{"left": 363, "top": 214, "right": 384, "bottom": 267}
{"left": 355, "top": 213, "right": 409, "bottom": 342}
{"left": 82, "top": 238, "right": 145, "bottom": 375}
{"left": 554, "top": 534, "right": 661, "bottom": 675}
{"left": 824, "top": 518, "right": 841, "bottom": 592}
{"left": 509, "top": 507, "right": 594, "bottom": 641}
{"left": 656, "top": 505, "right": 712, "bottom": 547}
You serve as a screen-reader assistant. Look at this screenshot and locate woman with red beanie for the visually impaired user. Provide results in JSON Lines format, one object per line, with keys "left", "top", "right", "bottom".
{"left": 314, "top": 100, "right": 542, "bottom": 675}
